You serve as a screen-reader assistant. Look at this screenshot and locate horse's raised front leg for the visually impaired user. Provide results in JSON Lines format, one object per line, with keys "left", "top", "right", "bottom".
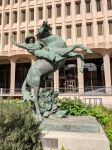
{"left": 67, "top": 52, "right": 85, "bottom": 73}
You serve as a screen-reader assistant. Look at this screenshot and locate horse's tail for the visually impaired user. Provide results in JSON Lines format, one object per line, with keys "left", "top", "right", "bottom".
{"left": 22, "top": 79, "right": 26, "bottom": 91}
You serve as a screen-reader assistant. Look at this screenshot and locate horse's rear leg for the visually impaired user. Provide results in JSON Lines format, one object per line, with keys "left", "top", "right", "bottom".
{"left": 32, "top": 86, "right": 43, "bottom": 123}
{"left": 27, "top": 75, "right": 42, "bottom": 122}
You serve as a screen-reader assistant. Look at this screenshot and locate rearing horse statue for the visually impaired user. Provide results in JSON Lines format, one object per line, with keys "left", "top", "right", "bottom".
{"left": 12, "top": 21, "right": 92, "bottom": 123}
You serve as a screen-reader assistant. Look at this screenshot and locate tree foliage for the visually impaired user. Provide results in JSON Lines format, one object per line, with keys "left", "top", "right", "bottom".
{"left": 0, "top": 101, "right": 43, "bottom": 150}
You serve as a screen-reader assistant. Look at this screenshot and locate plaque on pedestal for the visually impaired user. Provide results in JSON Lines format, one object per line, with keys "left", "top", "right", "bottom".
{"left": 41, "top": 116, "right": 110, "bottom": 150}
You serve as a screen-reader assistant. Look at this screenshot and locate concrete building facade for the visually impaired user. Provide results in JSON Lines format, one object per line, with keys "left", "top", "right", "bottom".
{"left": 0, "top": 0, "right": 112, "bottom": 96}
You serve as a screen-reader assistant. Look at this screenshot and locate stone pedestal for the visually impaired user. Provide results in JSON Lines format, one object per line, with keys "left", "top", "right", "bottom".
{"left": 41, "top": 116, "right": 110, "bottom": 150}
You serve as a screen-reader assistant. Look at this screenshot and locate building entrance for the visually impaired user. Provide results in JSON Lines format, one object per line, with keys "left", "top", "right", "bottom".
{"left": 84, "top": 58, "right": 105, "bottom": 92}
{"left": 0, "top": 63, "right": 10, "bottom": 93}
{"left": 59, "top": 59, "right": 78, "bottom": 93}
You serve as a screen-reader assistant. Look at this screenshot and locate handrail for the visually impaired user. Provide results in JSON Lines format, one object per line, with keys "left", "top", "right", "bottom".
{"left": 0, "top": 86, "right": 112, "bottom": 96}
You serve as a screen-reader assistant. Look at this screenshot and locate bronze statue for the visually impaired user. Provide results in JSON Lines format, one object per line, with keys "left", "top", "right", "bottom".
{"left": 12, "top": 21, "right": 92, "bottom": 123}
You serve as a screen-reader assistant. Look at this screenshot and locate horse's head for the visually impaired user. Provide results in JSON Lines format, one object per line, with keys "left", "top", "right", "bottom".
{"left": 36, "top": 21, "right": 51, "bottom": 39}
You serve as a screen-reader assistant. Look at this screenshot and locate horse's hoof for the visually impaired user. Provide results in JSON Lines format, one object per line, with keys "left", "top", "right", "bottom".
{"left": 87, "top": 49, "right": 93, "bottom": 53}
{"left": 30, "top": 96, "right": 36, "bottom": 102}
{"left": 35, "top": 115, "right": 43, "bottom": 123}
{"left": 80, "top": 67, "right": 84, "bottom": 73}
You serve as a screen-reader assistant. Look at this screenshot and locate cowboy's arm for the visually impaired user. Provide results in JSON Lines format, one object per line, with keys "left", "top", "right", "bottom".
{"left": 12, "top": 39, "right": 34, "bottom": 55}
{"left": 12, "top": 38, "right": 27, "bottom": 49}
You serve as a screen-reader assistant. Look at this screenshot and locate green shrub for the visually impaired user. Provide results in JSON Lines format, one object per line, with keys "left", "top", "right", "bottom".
{"left": 59, "top": 98, "right": 91, "bottom": 116}
{"left": 60, "top": 146, "right": 66, "bottom": 150}
{"left": 0, "top": 101, "right": 43, "bottom": 150}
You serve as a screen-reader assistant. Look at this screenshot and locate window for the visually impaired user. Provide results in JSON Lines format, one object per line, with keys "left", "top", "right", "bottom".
{"left": 0, "top": 0, "right": 2, "bottom": 6}
{"left": 13, "top": 11, "right": 17, "bottom": 23}
{"left": 5, "top": 12, "right": 9, "bottom": 25}
{"left": 6, "top": 0, "right": 10, "bottom": 5}
{"left": 87, "top": 23, "right": 92, "bottom": 37}
{"left": 97, "top": 21, "right": 103, "bottom": 35}
{"left": 47, "top": 5, "right": 52, "bottom": 18}
{"left": 56, "top": 4, "right": 61, "bottom": 17}
{"left": 86, "top": 0, "right": 91, "bottom": 13}
{"left": 75, "top": 1, "right": 81, "bottom": 14}
{"left": 38, "top": 7, "right": 43, "bottom": 20}
{"left": 107, "top": 0, "right": 112, "bottom": 10}
{"left": 0, "top": 15, "right": 1, "bottom": 25}
{"left": 21, "top": 10, "right": 26, "bottom": 22}
{"left": 96, "top": 0, "right": 101, "bottom": 11}
{"left": 76, "top": 24, "right": 82, "bottom": 37}
{"left": 20, "top": 31, "right": 25, "bottom": 43}
{"left": 14, "top": 0, "right": 18, "bottom": 3}
{"left": 66, "top": 2, "right": 71, "bottom": 16}
{"left": 12, "top": 32, "right": 17, "bottom": 42}
{"left": 4, "top": 33, "right": 9, "bottom": 45}
{"left": 108, "top": 20, "right": 112, "bottom": 34}
{"left": 29, "top": 29, "right": 34, "bottom": 36}
{"left": 0, "top": 34, "right": 1, "bottom": 45}
{"left": 29, "top": 8, "right": 34, "bottom": 21}
{"left": 56, "top": 26, "right": 62, "bottom": 36}
{"left": 21, "top": 0, "right": 26, "bottom": 2}
{"left": 66, "top": 25, "right": 71, "bottom": 39}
